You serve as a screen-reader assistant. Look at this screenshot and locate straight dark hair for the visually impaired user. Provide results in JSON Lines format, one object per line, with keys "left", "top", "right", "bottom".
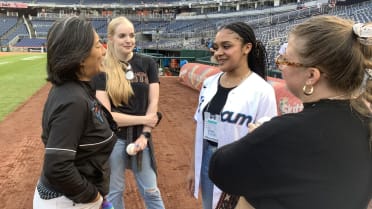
{"left": 46, "top": 16, "right": 95, "bottom": 85}
{"left": 220, "top": 22, "right": 267, "bottom": 80}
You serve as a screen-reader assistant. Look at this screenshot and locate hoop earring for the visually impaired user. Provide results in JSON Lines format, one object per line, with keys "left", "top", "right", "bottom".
{"left": 303, "top": 84, "right": 314, "bottom": 96}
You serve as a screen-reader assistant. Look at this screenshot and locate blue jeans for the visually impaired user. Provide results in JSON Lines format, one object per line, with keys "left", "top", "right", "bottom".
{"left": 201, "top": 141, "right": 218, "bottom": 209}
{"left": 107, "top": 139, "right": 165, "bottom": 209}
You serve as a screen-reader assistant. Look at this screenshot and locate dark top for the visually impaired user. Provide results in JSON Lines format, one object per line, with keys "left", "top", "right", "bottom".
{"left": 93, "top": 53, "right": 159, "bottom": 139}
{"left": 205, "top": 81, "right": 235, "bottom": 115}
{"left": 40, "top": 81, "right": 117, "bottom": 203}
{"left": 209, "top": 99, "right": 372, "bottom": 209}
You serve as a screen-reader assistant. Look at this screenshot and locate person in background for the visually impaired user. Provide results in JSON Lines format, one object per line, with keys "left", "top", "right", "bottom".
{"left": 180, "top": 59, "right": 188, "bottom": 68}
{"left": 278, "top": 42, "right": 288, "bottom": 55}
{"left": 33, "top": 16, "right": 117, "bottom": 209}
{"left": 93, "top": 16, "right": 165, "bottom": 209}
{"left": 187, "top": 21, "right": 278, "bottom": 209}
{"left": 209, "top": 16, "right": 372, "bottom": 209}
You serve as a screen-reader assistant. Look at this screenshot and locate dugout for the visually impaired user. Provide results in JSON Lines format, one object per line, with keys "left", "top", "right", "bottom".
{"left": 141, "top": 48, "right": 282, "bottom": 78}
{"left": 143, "top": 49, "right": 212, "bottom": 66}
{"left": 1, "top": 46, "right": 10, "bottom": 52}
{"left": 142, "top": 48, "right": 216, "bottom": 75}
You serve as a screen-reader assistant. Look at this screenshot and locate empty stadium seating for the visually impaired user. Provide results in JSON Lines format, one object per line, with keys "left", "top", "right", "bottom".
{"left": 14, "top": 38, "right": 46, "bottom": 47}
{"left": 1, "top": 0, "right": 371, "bottom": 74}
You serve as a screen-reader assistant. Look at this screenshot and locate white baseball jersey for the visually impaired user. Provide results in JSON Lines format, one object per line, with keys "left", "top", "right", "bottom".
{"left": 193, "top": 72, "right": 278, "bottom": 208}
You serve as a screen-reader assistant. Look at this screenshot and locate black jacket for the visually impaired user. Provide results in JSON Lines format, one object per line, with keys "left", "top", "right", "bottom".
{"left": 40, "top": 81, "right": 117, "bottom": 203}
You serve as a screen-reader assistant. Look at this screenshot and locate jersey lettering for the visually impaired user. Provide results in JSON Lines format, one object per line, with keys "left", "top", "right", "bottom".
{"left": 131, "top": 72, "right": 148, "bottom": 83}
{"left": 221, "top": 111, "right": 252, "bottom": 127}
{"left": 197, "top": 96, "right": 205, "bottom": 113}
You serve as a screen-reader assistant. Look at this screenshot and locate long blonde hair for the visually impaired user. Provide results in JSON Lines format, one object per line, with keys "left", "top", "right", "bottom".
{"left": 104, "top": 16, "right": 134, "bottom": 106}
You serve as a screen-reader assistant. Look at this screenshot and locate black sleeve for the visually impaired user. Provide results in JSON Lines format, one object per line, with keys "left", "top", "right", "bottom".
{"left": 92, "top": 72, "right": 107, "bottom": 91}
{"left": 43, "top": 98, "right": 98, "bottom": 203}
{"left": 208, "top": 117, "right": 293, "bottom": 198}
{"left": 208, "top": 133, "right": 265, "bottom": 197}
{"left": 146, "top": 56, "right": 159, "bottom": 84}
{"left": 209, "top": 115, "right": 315, "bottom": 199}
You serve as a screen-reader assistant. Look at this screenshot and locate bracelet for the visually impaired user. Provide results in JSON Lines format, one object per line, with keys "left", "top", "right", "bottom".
{"left": 141, "top": 131, "right": 151, "bottom": 139}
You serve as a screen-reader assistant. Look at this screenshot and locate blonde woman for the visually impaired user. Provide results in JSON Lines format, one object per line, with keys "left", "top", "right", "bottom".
{"left": 93, "top": 16, "right": 164, "bottom": 209}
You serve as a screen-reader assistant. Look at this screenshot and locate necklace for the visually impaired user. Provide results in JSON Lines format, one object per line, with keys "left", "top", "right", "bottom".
{"left": 328, "top": 94, "right": 348, "bottom": 100}
{"left": 221, "top": 70, "right": 252, "bottom": 87}
{"left": 118, "top": 52, "right": 134, "bottom": 80}
{"left": 120, "top": 60, "right": 134, "bottom": 80}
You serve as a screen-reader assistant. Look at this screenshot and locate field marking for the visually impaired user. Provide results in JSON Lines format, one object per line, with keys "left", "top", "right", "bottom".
{"left": 21, "top": 56, "right": 44, "bottom": 60}
{"left": 0, "top": 61, "right": 10, "bottom": 65}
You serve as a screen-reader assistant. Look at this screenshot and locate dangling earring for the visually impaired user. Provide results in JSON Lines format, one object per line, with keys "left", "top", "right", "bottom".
{"left": 303, "top": 84, "right": 314, "bottom": 96}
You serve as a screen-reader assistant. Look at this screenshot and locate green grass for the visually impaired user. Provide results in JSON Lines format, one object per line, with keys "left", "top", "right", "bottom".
{"left": 0, "top": 53, "right": 47, "bottom": 121}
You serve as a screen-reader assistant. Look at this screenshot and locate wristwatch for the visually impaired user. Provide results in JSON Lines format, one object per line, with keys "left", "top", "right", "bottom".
{"left": 141, "top": 131, "right": 151, "bottom": 139}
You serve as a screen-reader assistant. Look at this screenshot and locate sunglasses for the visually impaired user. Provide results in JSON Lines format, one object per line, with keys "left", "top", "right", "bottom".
{"left": 275, "top": 54, "right": 307, "bottom": 68}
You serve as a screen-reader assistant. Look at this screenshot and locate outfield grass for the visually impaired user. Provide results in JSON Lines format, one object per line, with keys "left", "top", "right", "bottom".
{"left": 0, "top": 53, "right": 47, "bottom": 121}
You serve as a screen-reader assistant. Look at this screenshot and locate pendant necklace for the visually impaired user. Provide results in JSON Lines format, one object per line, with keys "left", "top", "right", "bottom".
{"left": 120, "top": 60, "right": 134, "bottom": 80}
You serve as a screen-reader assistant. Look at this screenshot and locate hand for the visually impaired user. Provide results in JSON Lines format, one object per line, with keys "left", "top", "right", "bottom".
{"left": 144, "top": 112, "right": 158, "bottom": 128}
{"left": 186, "top": 169, "right": 195, "bottom": 197}
{"left": 235, "top": 197, "right": 255, "bottom": 209}
{"left": 368, "top": 198, "right": 372, "bottom": 209}
{"left": 248, "top": 117, "right": 271, "bottom": 132}
{"left": 133, "top": 135, "right": 148, "bottom": 151}
{"left": 248, "top": 123, "right": 260, "bottom": 132}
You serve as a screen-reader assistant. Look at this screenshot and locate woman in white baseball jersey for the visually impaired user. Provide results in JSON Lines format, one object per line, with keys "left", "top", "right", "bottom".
{"left": 187, "top": 22, "right": 278, "bottom": 209}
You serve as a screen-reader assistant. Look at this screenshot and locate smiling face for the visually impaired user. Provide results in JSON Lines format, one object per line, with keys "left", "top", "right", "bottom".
{"left": 109, "top": 21, "right": 135, "bottom": 60}
{"left": 212, "top": 28, "right": 251, "bottom": 73}
{"left": 79, "top": 32, "right": 106, "bottom": 81}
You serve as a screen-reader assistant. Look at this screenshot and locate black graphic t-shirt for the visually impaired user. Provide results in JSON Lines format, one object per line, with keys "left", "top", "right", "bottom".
{"left": 93, "top": 53, "right": 159, "bottom": 139}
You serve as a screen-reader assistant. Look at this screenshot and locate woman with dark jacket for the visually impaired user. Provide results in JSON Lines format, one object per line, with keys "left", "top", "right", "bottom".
{"left": 33, "top": 16, "right": 117, "bottom": 209}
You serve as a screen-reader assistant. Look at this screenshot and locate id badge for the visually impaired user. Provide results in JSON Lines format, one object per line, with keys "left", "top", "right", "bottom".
{"left": 203, "top": 112, "right": 220, "bottom": 143}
